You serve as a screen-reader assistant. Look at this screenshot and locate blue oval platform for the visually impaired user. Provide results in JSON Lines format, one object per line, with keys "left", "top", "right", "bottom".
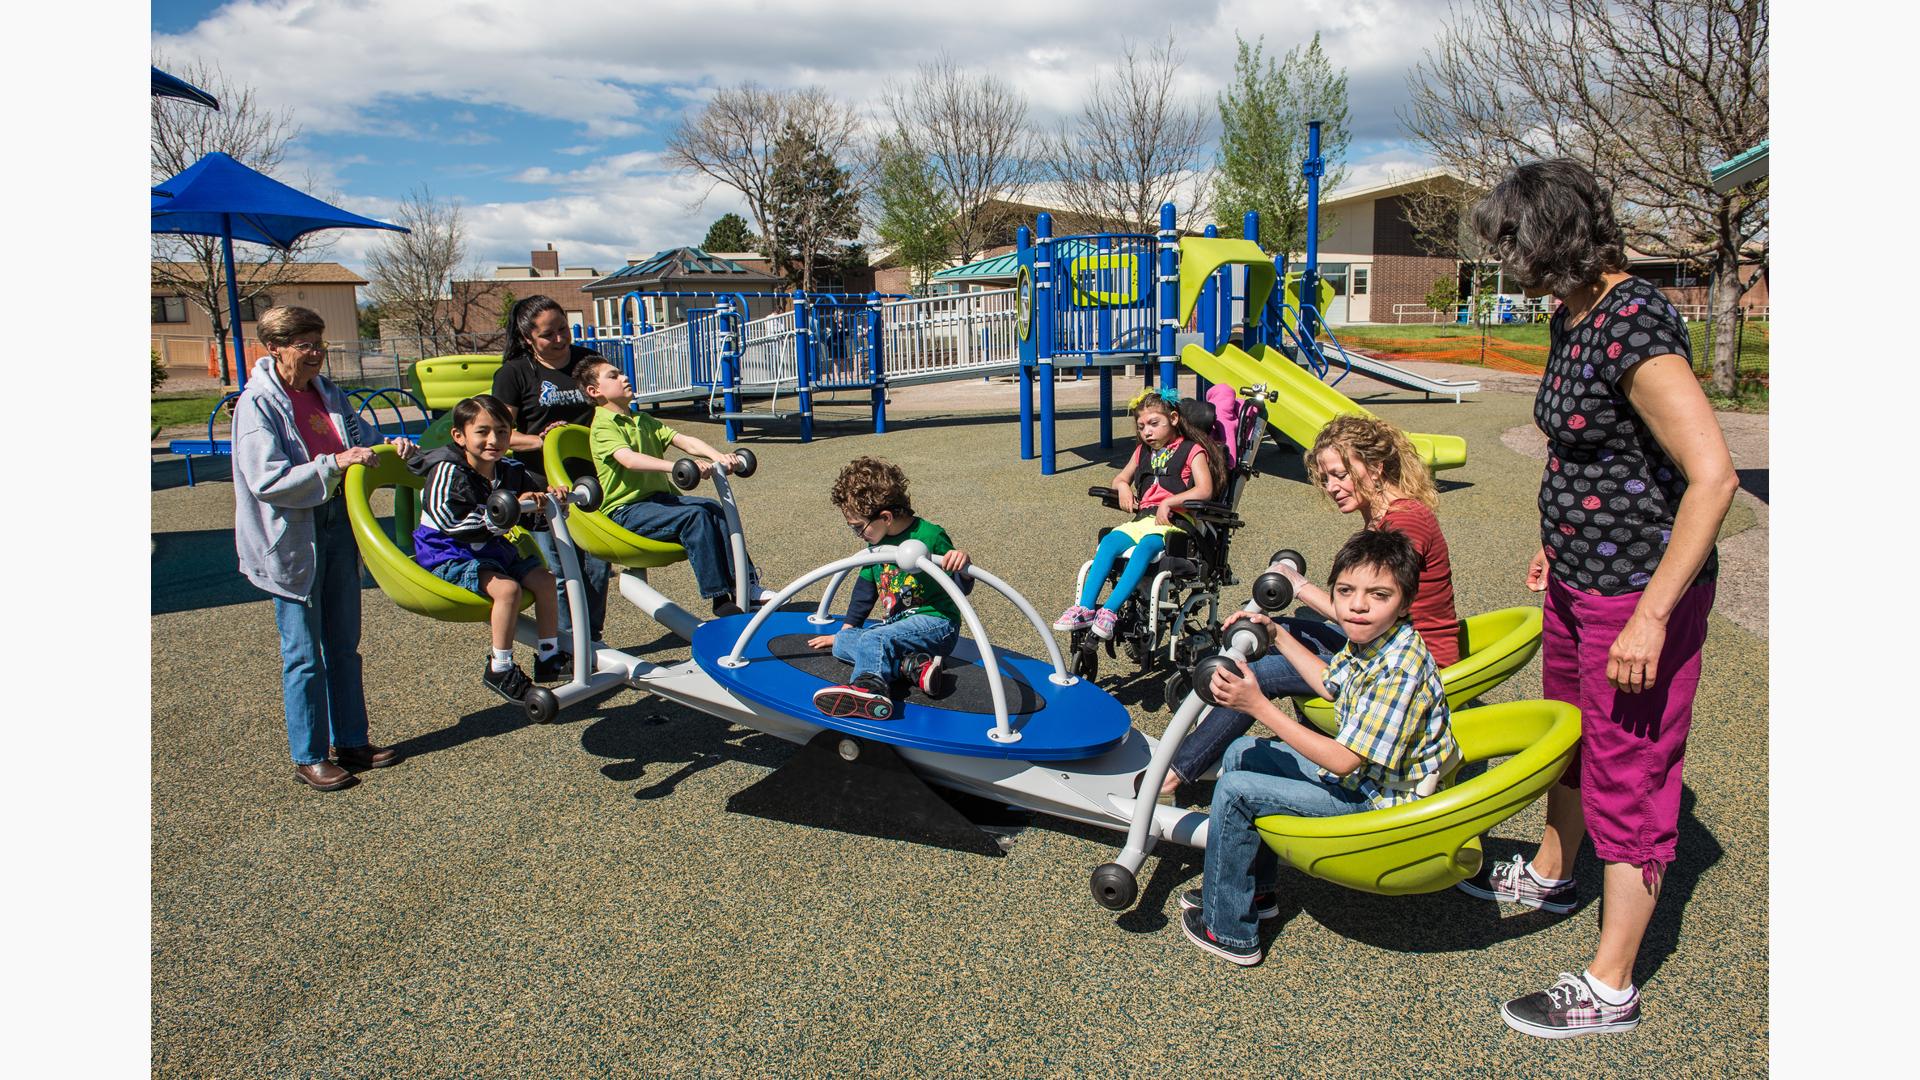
{"left": 691, "top": 611, "right": 1133, "bottom": 761}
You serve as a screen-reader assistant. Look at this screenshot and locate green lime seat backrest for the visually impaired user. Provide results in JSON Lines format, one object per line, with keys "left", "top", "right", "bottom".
{"left": 409, "top": 355, "right": 505, "bottom": 412}
{"left": 1254, "top": 699, "right": 1579, "bottom": 895}
{"left": 541, "top": 424, "right": 689, "bottom": 570}
{"left": 1297, "top": 606, "right": 1544, "bottom": 735}
{"left": 343, "top": 445, "right": 531, "bottom": 623}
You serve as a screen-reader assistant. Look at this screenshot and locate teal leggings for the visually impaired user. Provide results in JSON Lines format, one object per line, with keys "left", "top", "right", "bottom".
{"left": 1078, "top": 530, "right": 1168, "bottom": 612}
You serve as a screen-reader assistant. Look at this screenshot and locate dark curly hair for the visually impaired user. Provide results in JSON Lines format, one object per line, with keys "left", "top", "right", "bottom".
{"left": 830, "top": 456, "right": 912, "bottom": 520}
{"left": 1328, "top": 528, "right": 1422, "bottom": 608}
{"left": 1470, "top": 159, "right": 1627, "bottom": 297}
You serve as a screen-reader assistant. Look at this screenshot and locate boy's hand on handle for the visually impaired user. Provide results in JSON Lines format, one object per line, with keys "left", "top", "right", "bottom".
{"left": 1275, "top": 562, "right": 1307, "bottom": 589}
{"left": 1207, "top": 658, "right": 1266, "bottom": 713}
{"left": 335, "top": 447, "right": 377, "bottom": 469}
{"left": 1525, "top": 547, "right": 1550, "bottom": 592}
{"left": 1222, "top": 610, "right": 1275, "bottom": 635}
{"left": 940, "top": 549, "right": 970, "bottom": 574}
{"left": 1607, "top": 610, "right": 1667, "bottom": 694}
{"left": 695, "top": 459, "right": 715, "bottom": 479}
{"left": 806, "top": 634, "right": 837, "bottom": 650}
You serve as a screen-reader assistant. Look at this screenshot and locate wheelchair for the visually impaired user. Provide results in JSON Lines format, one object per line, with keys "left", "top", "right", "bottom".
{"left": 1067, "top": 384, "right": 1278, "bottom": 707}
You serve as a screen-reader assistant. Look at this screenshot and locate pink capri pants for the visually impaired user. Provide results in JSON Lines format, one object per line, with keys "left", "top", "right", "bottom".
{"left": 1542, "top": 573, "right": 1715, "bottom": 882}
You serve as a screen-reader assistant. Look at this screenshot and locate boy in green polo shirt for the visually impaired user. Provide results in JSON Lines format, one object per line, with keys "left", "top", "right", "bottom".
{"left": 805, "top": 456, "right": 972, "bottom": 721}
{"left": 579, "top": 357, "right": 755, "bottom": 617}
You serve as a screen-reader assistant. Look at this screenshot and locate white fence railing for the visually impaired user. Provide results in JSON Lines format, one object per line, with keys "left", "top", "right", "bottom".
{"left": 879, "top": 288, "right": 1019, "bottom": 382}
{"left": 737, "top": 310, "right": 799, "bottom": 391}
{"left": 1391, "top": 301, "right": 1770, "bottom": 326}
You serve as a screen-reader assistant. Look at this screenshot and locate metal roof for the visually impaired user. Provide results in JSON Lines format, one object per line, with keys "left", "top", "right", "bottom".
{"left": 1710, "top": 139, "right": 1769, "bottom": 194}
{"left": 931, "top": 239, "right": 1113, "bottom": 281}
{"left": 583, "top": 247, "right": 783, "bottom": 292}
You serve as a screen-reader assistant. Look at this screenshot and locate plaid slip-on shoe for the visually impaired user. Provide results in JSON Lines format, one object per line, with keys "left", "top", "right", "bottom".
{"left": 1500, "top": 971, "right": 1641, "bottom": 1039}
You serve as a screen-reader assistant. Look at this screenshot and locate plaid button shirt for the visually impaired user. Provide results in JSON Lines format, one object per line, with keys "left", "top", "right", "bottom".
{"left": 1320, "top": 620, "right": 1458, "bottom": 809}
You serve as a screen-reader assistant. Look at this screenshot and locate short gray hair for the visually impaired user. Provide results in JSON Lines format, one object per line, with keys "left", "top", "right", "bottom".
{"left": 1470, "top": 160, "right": 1627, "bottom": 296}
{"left": 255, "top": 305, "right": 326, "bottom": 346}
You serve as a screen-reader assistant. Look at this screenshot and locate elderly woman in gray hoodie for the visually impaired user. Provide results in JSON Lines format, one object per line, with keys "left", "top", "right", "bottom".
{"left": 232, "top": 306, "right": 416, "bottom": 791}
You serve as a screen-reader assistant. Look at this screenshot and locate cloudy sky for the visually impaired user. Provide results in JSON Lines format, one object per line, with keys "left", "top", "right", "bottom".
{"left": 153, "top": 0, "right": 1458, "bottom": 276}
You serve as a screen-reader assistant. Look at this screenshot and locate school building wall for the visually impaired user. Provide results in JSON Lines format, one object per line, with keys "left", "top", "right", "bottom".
{"left": 150, "top": 280, "right": 362, "bottom": 374}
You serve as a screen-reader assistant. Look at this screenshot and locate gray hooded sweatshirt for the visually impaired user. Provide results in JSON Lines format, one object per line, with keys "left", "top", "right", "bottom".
{"left": 231, "top": 357, "right": 374, "bottom": 602}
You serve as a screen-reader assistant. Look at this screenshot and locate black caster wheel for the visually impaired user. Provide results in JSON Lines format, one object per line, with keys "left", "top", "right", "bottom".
{"left": 523, "top": 687, "right": 559, "bottom": 724}
{"left": 1163, "top": 669, "right": 1193, "bottom": 709}
{"left": 1072, "top": 642, "right": 1100, "bottom": 681}
{"left": 1091, "top": 862, "right": 1138, "bottom": 911}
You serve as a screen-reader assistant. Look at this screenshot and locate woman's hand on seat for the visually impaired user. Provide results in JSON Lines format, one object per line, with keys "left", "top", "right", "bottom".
{"left": 388, "top": 437, "right": 417, "bottom": 460}
{"left": 334, "top": 446, "right": 377, "bottom": 469}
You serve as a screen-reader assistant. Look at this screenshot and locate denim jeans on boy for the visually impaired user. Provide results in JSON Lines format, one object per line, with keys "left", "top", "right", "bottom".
{"left": 533, "top": 529, "right": 609, "bottom": 644}
{"left": 1171, "top": 617, "right": 1349, "bottom": 783}
{"left": 610, "top": 494, "right": 734, "bottom": 600}
{"left": 271, "top": 497, "right": 370, "bottom": 766}
{"left": 1202, "top": 735, "right": 1371, "bottom": 948}
{"left": 833, "top": 614, "right": 960, "bottom": 683}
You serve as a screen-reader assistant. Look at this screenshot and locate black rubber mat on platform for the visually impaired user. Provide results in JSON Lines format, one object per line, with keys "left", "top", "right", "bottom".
{"left": 764, "top": 634, "right": 1047, "bottom": 716}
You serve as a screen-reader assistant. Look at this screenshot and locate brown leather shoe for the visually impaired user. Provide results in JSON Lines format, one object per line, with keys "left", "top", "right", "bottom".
{"left": 333, "top": 743, "right": 401, "bottom": 770}
{"left": 293, "top": 761, "right": 355, "bottom": 790}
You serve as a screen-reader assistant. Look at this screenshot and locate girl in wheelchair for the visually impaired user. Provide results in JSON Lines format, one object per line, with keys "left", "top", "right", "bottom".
{"left": 1054, "top": 388, "right": 1227, "bottom": 640}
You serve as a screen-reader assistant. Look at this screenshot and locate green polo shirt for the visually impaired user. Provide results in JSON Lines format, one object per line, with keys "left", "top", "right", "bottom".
{"left": 590, "top": 406, "right": 679, "bottom": 513}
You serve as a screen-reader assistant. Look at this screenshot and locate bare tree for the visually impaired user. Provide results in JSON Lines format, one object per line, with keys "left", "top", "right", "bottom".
{"left": 1399, "top": 173, "right": 1506, "bottom": 355}
{"left": 1041, "top": 34, "right": 1214, "bottom": 233}
{"left": 151, "top": 55, "right": 321, "bottom": 385}
{"left": 364, "top": 187, "right": 478, "bottom": 353}
{"left": 883, "top": 55, "right": 1034, "bottom": 263}
{"left": 1403, "top": 0, "right": 1768, "bottom": 393}
{"left": 666, "top": 84, "right": 859, "bottom": 279}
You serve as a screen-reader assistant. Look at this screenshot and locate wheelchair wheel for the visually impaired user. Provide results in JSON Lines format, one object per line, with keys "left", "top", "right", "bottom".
{"left": 1163, "top": 669, "right": 1193, "bottom": 709}
{"left": 1072, "top": 639, "right": 1100, "bottom": 681}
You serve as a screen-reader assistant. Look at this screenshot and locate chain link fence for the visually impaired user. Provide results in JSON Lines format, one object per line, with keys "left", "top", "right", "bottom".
{"left": 1685, "top": 312, "right": 1769, "bottom": 383}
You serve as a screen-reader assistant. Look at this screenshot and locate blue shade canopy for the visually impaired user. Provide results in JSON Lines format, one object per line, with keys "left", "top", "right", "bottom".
{"left": 151, "top": 152, "right": 408, "bottom": 250}
{"left": 152, "top": 67, "right": 220, "bottom": 109}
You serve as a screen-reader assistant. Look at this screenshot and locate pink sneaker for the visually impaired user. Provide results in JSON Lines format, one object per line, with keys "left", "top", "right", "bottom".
{"left": 1090, "top": 608, "right": 1120, "bottom": 640}
{"left": 1053, "top": 604, "right": 1096, "bottom": 631}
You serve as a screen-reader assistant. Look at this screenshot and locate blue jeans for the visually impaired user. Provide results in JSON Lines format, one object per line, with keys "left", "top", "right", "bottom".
{"left": 833, "top": 614, "right": 960, "bottom": 683}
{"left": 611, "top": 494, "right": 735, "bottom": 600}
{"left": 1202, "top": 736, "right": 1371, "bottom": 948}
{"left": 271, "top": 497, "right": 370, "bottom": 765}
{"left": 1078, "top": 529, "right": 1167, "bottom": 612}
{"left": 1171, "top": 617, "right": 1348, "bottom": 783}
{"left": 533, "top": 529, "right": 608, "bottom": 642}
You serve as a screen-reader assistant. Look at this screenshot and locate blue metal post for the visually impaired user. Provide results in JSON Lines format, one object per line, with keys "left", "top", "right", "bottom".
{"left": 1036, "top": 213, "right": 1056, "bottom": 475}
{"left": 1243, "top": 211, "right": 1262, "bottom": 349}
{"left": 1099, "top": 367, "right": 1113, "bottom": 448}
{"left": 867, "top": 292, "right": 886, "bottom": 434}
{"left": 720, "top": 296, "right": 740, "bottom": 442}
{"left": 1302, "top": 120, "right": 1324, "bottom": 350}
{"left": 1016, "top": 226, "right": 1034, "bottom": 460}
{"left": 1156, "top": 203, "right": 1178, "bottom": 391}
{"left": 1197, "top": 223, "right": 1219, "bottom": 400}
{"left": 619, "top": 297, "right": 637, "bottom": 387}
{"left": 221, "top": 219, "right": 248, "bottom": 391}
{"left": 793, "top": 291, "right": 813, "bottom": 442}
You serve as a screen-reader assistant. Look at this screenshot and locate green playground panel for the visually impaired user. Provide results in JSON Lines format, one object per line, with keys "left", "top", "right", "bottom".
{"left": 541, "top": 424, "right": 691, "bottom": 570}
{"left": 344, "top": 445, "right": 533, "bottom": 623}
{"left": 1296, "top": 606, "right": 1544, "bottom": 734}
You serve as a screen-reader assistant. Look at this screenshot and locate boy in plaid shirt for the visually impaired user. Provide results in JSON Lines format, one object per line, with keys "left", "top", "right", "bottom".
{"left": 1178, "top": 529, "right": 1459, "bottom": 966}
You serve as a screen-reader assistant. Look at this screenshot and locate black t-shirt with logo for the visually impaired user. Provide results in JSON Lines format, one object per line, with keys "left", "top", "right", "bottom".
{"left": 1534, "top": 276, "right": 1716, "bottom": 596}
{"left": 491, "top": 344, "right": 604, "bottom": 484}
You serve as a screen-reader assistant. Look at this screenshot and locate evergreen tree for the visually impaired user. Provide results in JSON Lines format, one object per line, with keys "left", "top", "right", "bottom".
{"left": 1211, "top": 33, "right": 1350, "bottom": 257}
{"left": 873, "top": 136, "right": 955, "bottom": 294}
{"left": 701, "top": 212, "right": 759, "bottom": 254}
{"left": 768, "top": 123, "right": 861, "bottom": 292}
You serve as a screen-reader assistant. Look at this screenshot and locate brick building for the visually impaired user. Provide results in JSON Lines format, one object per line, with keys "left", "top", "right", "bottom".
{"left": 151, "top": 261, "right": 366, "bottom": 378}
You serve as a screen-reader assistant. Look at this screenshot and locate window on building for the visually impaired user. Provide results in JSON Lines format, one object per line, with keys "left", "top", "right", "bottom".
{"left": 236, "top": 294, "right": 272, "bottom": 322}
{"left": 152, "top": 295, "right": 189, "bottom": 324}
{"left": 1350, "top": 267, "right": 1370, "bottom": 296}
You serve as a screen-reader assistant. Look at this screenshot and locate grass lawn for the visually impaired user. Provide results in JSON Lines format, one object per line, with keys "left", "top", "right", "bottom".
{"left": 152, "top": 392, "right": 232, "bottom": 431}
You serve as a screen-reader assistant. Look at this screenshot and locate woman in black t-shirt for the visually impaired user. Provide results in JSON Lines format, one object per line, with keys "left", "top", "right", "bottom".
{"left": 1458, "top": 161, "right": 1739, "bottom": 1040}
{"left": 492, "top": 295, "right": 610, "bottom": 649}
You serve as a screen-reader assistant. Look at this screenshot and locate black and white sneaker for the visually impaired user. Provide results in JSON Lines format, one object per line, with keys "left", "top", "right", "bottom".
{"left": 482, "top": 662, "right": 535, "bottom": 704}
{"left": 1456, "top": 854, "right": 1578, "bottom": 914}
{"left": 1179, "top": 887, "right": 1279, "bottom": 922}
{"left": 901, "top": 652, "right": 943, "bottom": 695}
{"left": 1178, "top": 907, "right": 1262, "bottom": 966}
{"left": 533, "top": 650, "right": 574, "bottom": 683}
{"left": 813, "top": 674, "right": 895, "bottom": 721}
{"left": 1500, "top": 971, "right": 1642, "bottom": 1039}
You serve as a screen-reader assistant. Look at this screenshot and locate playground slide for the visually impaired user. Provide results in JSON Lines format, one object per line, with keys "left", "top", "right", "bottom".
{"left": 1331, "top": 349, "right": 1481, "bottom": 402}
{"left": 1180, "top": 343, "right": 1468, "bottom": 472}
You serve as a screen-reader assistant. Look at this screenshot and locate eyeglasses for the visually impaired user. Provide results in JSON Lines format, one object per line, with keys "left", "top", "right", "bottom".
{"left": 277, "top": 340, "right": 327, "bottom": 355}
{"left": 847, "top": 518, "right": 873, "bottom": 537}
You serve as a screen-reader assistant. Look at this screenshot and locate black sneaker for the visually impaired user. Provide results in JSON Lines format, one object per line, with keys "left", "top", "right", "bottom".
{"left": 711, "top": 596, "right": 745, "bottom": 618}
{"left": 1179, "top": 887, "right": 1279, "bottom": 922}
{"left": 900, "top": 652, "right": 943, "bottom": 695}
{"left": 1500, "top": 971, "right": 1642, "bottom": 1039}
{"left": 1456, "top": 853, "right": 1578, "bottom": 914}
{"left": 482, "top": 661, "right": 535, "bottom": 704}
{"left": 812, "top": 674, "right": 895, "bottom": 721}
{"left": 1178, "top": 907, "right": 1262, "bottom": 966}
{"left": 533, "top": 650, "right": 574, "bottom": 683}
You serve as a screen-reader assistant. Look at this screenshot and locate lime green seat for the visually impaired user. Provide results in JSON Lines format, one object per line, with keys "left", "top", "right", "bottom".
{"left": 1253, "top": 699, "right": 1579, "bottom": 895}
{"left": 541, "top": 424, "right": 690, "bottom": 570}
{"left": 343, "top": 445, "right": 532, "bottom": 623}
{"left": 1297, "top": 606, "right": 1544, "bottom": 735}
{"left": 408, "top": 354, "right": 506, "bottom": 450}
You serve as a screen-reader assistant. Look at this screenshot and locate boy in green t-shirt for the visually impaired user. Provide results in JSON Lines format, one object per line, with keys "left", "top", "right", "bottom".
{"left": 806, "top": 457, "right": 972, "bottom": 721}
{"left": 579, "top": 358, "right": 758, "bottom": 617}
